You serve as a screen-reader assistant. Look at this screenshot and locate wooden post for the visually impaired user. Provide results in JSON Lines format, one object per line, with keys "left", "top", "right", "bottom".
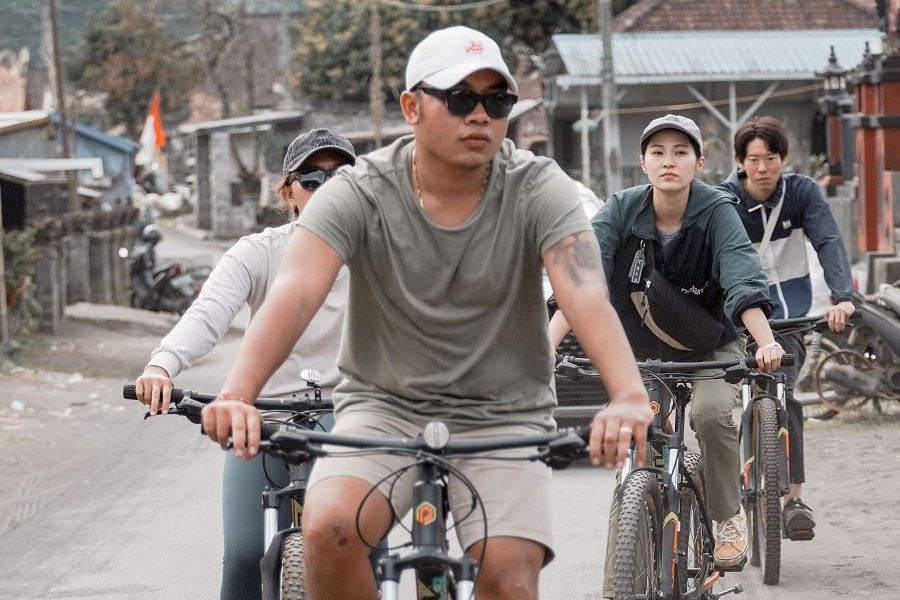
{"left": 850, "top": 53, "right": 900, "bottom": 252}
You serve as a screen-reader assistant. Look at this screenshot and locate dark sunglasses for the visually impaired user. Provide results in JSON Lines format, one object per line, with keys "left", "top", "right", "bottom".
{"left": 288, "top": 165, "right": 349, "bottom": 191}
{"left": 414, "top": 87, "right": 518, "bottom": 119}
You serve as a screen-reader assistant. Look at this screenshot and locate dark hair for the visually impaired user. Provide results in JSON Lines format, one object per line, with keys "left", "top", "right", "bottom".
{"left": 640, "top": 130, "right": 701, "bottom": 159}
{"left": 733, "top": 116, "right": 788, "bottom": 161}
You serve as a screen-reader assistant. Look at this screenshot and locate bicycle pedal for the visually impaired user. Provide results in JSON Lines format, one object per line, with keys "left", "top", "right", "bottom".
{"left": 716, "top": 557, "right": 746, "bottom": 573}
{"left": 787, "top": 528, "right": 815, "bottom": 541}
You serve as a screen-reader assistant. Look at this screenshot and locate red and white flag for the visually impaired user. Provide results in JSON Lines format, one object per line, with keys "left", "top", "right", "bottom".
{"left": 135, "top": 90, "right": 166, "bottom": 166}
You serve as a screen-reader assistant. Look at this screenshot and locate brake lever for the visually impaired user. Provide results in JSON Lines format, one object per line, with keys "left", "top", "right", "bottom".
{"left": 554, "top": 355, "right": 585, "bottom": 382}
{"left": 723, "top": 363, "right": 750, "bottom": 384}
{"left": 545, "top": 429, "right": 590, "bottom": 469}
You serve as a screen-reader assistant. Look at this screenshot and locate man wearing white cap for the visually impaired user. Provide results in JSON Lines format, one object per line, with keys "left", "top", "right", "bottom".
{"left": 201, "top": 26, "right": 652, "bottom": 599}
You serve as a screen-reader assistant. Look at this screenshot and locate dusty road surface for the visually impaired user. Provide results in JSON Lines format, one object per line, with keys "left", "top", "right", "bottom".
{"left": 1, "top": 311, "right": 899, "bottom": 599}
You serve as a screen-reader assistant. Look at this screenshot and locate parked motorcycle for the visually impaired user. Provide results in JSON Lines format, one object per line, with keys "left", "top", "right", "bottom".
{"left": 127, "top": 224, "right": 196, "bottom": 315}
{"left": 812, "top": 285, "right": 900, "bottom": 415}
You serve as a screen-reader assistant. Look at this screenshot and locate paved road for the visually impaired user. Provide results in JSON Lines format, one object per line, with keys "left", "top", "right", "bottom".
{"left": 0, "top": 333, "right": 233, "bottom": 599}
{"left": 2, "top": 219, "right": 896, "bottom": 599}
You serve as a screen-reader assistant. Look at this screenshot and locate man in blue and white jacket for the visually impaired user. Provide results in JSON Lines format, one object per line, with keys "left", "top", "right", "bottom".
{"left": 719, "top": 116, "right": 855, "bottom": 540}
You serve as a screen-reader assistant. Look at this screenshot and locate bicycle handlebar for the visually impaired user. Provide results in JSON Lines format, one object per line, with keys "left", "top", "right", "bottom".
{"left": 555, "top": 353, "right": 795, "bottom": 386}
{"left": 123, "top": 386, "right": 590, "bottom": 469}
{"left": 122, "top": 385, "right": 334, "bottom": 421}
{"left": 259, "top": 421, "right": 591, "bottom": 470}
{"left": 556, "top": 353, "right": 795, "bottom": 372}
{"left": 765, "top": 312, "right": 859, "bottom": 335}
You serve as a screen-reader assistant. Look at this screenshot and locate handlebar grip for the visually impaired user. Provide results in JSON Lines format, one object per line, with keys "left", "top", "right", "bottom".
{"left": 744, "top": 353, "right": 794, "bottom": 369}
{"left": 122, "top": 385, "right": 186, "bottom": 402}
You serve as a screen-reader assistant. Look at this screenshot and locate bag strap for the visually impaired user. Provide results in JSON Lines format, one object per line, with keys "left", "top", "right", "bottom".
{"left": 756, "top": 181, "right": 786, "bottom": 257}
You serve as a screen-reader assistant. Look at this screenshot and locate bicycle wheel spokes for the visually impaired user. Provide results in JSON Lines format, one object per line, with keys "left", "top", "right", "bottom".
{"left": 797, "top": 333, "right": 841, "bottom": 420}
{"left": 614, "top": 470, "right": 662, "bottom": 600}
{"left": 676, "top": 452, "right": 713, "bottom": 597}
{"left": 813, "top": 349, "right": 875, "bottom": 413}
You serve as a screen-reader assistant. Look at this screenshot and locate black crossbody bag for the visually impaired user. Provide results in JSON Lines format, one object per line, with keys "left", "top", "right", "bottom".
{"left": 628, "top": 240, "right": 724, "bottom": 352}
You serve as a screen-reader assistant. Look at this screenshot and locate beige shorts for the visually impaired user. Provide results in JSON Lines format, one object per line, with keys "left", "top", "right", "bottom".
{"left": 308, "top": 410, "right": 556, "bottom": 563}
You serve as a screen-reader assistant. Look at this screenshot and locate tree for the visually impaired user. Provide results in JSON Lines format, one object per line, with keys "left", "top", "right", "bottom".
{"left": 65, "top": 0, "right": 201, "bottom": 139}
{"left": 293, "top": 0, "right": 617, "bottom": 105}
{"left": 180, "top": 0, "right": 244, "bottom": 119}
{"left": 507, "top": 0, "right": 597, "bottom": 54}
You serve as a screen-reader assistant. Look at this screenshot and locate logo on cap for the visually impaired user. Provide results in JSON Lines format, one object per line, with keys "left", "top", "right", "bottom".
{"left": 466, "top": 41, "right": 485, "bottom": 55}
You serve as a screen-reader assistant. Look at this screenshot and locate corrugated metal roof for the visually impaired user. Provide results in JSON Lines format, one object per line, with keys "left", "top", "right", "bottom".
{"left": 552, "top": 29, "right": 882, "bottom": 85}
{"left": 0, "top": 110, "right": 49, "bottom": 133}
{"left": 177, "top": 110, "right": 305, "bottom": 134}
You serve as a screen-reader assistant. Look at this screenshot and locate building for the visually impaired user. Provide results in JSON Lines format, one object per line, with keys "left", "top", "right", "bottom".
{"left": 0, "top": 110, "right": 139, "bottom": 228}
{"left": 541, "top": 0, "right": 880, "bottom": 194}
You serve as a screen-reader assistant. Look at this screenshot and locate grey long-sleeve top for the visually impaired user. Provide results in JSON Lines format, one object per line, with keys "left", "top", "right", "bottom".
{"left": 146, "top": 221, "right": 347, "bottom": 397}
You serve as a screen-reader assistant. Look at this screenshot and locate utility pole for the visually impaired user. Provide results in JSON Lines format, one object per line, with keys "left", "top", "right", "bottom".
{"left": 0, "top": 185, "right": 8, "bottom": 344}
{"left": 47, "top": 0, "right": 78, "bottom": 210}
{"left": 276, "top": 0, "right": 295, "bottom": 109}
{"left": 368, "top": 0, "right": 384, "bottom": 148}
{"left": 600, "top": 0, "right": 622, "bottom": 196}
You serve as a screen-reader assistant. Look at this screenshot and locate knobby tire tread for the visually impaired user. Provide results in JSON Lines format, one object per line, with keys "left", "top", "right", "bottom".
{"left": 755, "top": 397, "right": 782, "bottom": 585}
{"left": 614, "top": 470, "right": 662, "bottom": 600}
{"left": 281, "top": 530, "right": 307, "bottom": 600}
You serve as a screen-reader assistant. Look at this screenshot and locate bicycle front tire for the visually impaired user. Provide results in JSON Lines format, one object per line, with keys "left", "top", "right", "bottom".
{"left": 614, "top": 470, "right": 662, "bottom": 600}
{"left": 750, "top": 397, "right": 782, "bottom": 585}
{"left": 281, "top": 530, "right": 307, "bottom": 600}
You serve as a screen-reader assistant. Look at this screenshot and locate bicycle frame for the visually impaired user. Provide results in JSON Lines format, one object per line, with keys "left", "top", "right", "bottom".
{"left": 123, "top": 381, "right": 336, "bottom": 600}
{"left": 556, "top": 355, "right": 774, "bottom": 600}
{"left": 257, "top": 420, "right": 587, "bottom": 600}
{"left": 379, "top": 457, "right": 478, "bottom": 600}
{"left": 619, "top": 366, "right": 719, "bottom": 600}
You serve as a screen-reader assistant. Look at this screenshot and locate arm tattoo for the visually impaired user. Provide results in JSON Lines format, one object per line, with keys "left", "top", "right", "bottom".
{"left": 548, "top": 232, "right": 606, "bottom": 288}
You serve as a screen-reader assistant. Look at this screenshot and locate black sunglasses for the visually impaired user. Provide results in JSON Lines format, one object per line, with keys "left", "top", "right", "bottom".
{"left": 288, "top": 166, "right": 348, "bottom": 191}
{"left": 414, "top": 87, "right": 518, "bottom": 119}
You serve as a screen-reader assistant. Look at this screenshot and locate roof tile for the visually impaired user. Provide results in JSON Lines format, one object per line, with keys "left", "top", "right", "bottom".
{"left": 615, "top": 0, "right": 878, "bottom": 32}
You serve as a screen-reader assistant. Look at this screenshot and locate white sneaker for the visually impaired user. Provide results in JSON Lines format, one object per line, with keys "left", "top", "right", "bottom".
{"left": 714, "top": 507, "right": 749, "bottom": 567}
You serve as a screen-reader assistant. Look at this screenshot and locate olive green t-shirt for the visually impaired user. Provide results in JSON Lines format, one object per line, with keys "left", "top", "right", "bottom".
{"left": 298, "top": 135, "right": 588, "bottom": 432}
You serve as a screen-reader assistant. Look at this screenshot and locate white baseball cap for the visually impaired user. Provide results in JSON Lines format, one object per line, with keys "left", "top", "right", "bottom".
{"left": 405, "top": 26, "right": 518, "bottom": 94}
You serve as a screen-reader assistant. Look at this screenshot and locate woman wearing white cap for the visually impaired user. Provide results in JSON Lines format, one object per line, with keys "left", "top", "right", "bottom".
{"left": 202, "top": 26, "right": 652, "bottom": 600}
{"left": 134, "top": 128, "right": 356, "bottom": 599}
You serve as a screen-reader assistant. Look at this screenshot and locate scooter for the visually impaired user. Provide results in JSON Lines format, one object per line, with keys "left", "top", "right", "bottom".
{"left": 126, "top": 227, "right": 196, "bottom": 316}
{"left": 813, "top": 286, "right": 900, "bottom": 414}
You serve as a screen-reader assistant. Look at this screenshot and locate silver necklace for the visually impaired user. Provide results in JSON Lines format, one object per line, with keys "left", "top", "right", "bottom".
{"left": 412, "top": 148, "right": 490, "bottom": 210}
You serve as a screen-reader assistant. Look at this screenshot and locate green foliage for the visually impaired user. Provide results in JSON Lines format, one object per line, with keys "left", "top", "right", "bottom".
{"left": 0, "top": 0, "right": 111, "bottom": 59}
{"left": 3, "top": 227, "right": 43, "bottom": 337}
{"left": 295, "top": 0, "right": 598, "bottom": 104}
{"left": 64, "top": 0, "right": 202, "bottom": 139}
{"left": 507, "top": 0, "right": 599, "bottom": 54}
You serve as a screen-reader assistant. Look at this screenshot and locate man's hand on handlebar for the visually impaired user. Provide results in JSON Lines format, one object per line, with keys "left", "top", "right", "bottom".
{"left": 201, "top": 397, "right": 262, "bottom": 459}
{"left": 588, "top": 396, "right": 654, "bottom": 470}
{"left": 823, "top": 301, "right": 855, "bottom": 333}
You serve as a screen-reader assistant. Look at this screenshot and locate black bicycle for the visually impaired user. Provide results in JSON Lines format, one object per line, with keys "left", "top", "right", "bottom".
{"left": 124, "top": 369, "right": 334, "bottom": 600}
{"left": 126, "top": 379, "right": 590, "bottom": 600}
{"left": 557, "top": 353, "right": 793, "bottom": 600}
{"left": 741, "top": 315, "right": 837, "bottom": 585}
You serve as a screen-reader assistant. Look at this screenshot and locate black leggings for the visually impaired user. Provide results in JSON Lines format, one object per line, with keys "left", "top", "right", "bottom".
{"left": 775, "top": 330, "right": 808, "bottom": 484}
